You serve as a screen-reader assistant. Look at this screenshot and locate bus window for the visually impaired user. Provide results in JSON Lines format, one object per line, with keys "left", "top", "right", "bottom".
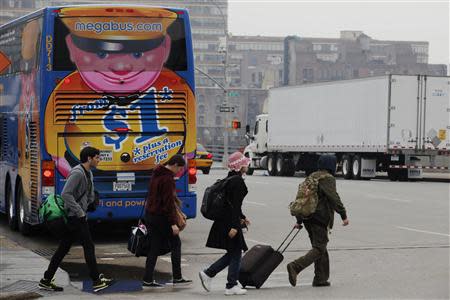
{"left": 0, "top": 18, "right": 42, "bottom": 75}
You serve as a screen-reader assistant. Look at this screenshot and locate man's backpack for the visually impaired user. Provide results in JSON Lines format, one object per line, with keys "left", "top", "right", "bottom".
{"left": 289, "top": 171, "right": 332, "bottom": 218}
{"left": 38, "top": 194, "right": 70, "bottom": 239}
{"left": 39, "top": 194, "right": 67, "bottom": 223}
{"left": 201, "top": 176, "right": 237, "bottom": 221}
{"left": 39, "top": 188, "right": 87, "bottom": 239}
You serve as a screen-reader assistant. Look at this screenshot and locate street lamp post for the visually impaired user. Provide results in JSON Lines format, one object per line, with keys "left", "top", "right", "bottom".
{"left": 213, "top": 1, "right": 230, "bottom": 166}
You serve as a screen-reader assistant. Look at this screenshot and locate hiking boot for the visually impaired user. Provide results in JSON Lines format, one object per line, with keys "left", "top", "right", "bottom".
{"left": 172, "top": 278, "right": 193, "bottom": 287}
{"left": 39, "top": 278, "right": 64, "bottom": 292}
{"left": 92, "top": 274, "right": 114, "bottom": 292}
{"left": 142, "top": 280, "right": 165, "bottom": 288}
{"left": 312, "top": 281, "right": 331, "bottom": 287}
{"left": 225, "top": 285, "right": 247, "bottom": 295}
{"left": 287, "top": 262, "right": 298, "bottom": 287}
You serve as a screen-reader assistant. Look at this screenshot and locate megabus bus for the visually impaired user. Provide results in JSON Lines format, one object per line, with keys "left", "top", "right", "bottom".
{"left": 0, "top": 5, "right": 197, "bottom": 235}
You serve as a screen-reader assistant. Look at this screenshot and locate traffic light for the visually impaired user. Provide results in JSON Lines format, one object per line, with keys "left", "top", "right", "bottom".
{"left": 231, "top": 119, "right": 241, "bottom": 129}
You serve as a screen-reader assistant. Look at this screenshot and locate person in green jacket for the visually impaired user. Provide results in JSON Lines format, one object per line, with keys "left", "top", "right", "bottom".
{"left": 287, "top": 154, "right": 349, "bottom": 287}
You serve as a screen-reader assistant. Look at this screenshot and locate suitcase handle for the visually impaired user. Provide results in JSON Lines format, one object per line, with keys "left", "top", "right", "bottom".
{"left": 276, "top": 227, "right": 301, "bottom": 254}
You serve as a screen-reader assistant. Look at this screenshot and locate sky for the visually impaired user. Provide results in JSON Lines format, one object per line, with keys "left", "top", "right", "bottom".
{"left": 228, "top": 0, "right": 449, "bottom": 65}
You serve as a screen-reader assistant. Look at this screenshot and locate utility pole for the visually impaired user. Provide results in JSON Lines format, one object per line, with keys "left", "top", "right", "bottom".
{"left": 214, "top": 1, "right": 229, "bottom": 166}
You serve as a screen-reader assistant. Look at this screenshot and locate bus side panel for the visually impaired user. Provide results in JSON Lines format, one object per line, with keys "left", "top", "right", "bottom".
{"left": 0, "top": 15, "right": 45, "bottom": 225}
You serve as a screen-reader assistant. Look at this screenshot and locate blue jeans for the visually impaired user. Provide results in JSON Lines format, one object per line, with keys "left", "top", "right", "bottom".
{"left": 204, "top": 247, "right": 242, "bottom": 289}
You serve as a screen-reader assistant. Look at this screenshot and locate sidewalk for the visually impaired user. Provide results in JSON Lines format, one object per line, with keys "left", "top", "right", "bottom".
{"left": 0, "top": 234, "right": 76, "bottom": 299}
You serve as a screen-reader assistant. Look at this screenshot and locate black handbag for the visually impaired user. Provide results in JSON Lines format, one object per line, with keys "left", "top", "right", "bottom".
{"left": 127, "top": 192, "right": 171, "bottom": 257}
{"left": 127, "top": 222, "right": 151, "bottom": 257}
{"left": 127, "top": 190, "right": 151, "bottom": 257}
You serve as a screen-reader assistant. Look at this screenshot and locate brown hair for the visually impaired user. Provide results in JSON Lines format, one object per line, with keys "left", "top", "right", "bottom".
{"left": 165, "top": 154, "right": 186, "bottom": 167}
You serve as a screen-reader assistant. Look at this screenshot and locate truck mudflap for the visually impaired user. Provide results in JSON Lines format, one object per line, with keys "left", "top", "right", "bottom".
{"left": 361, "top": 158, "right": 376, "bottom": 178}
{"left": 388, "top": 165, "right": 425, "bottom": 179}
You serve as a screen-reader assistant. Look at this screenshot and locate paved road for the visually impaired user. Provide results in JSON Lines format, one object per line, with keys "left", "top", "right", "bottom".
{"left": 1, "top": 169, "right": 449, "bottom": 299}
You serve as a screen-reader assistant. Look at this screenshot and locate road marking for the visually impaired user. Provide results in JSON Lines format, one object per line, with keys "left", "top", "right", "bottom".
{"left": 250, "top": 181, "right": 270, "bottom": 185}
{"left": 160, "top": 257, "right": 187, "bottom": 263}
{"left": 366, "top": 194, "right": 411, "bottom": 203}
{"left": 104, "top": 252, "right": 127, "bottom": 255}
{"left": 100, "top": 258, "right": 114, "bottom": 261}
{"left": 245, "top": 201, "right": 267, "bottom": 207}
{"left": 246, "top": 239, "right": 269, "bottom": 245}
{"left": 397, "top": 226, "right": 450, "bottom": 237}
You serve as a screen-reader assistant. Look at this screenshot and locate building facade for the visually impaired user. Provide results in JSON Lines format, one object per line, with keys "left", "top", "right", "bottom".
{"left": 284, "top": 30, "right": 447, "bottom": 85}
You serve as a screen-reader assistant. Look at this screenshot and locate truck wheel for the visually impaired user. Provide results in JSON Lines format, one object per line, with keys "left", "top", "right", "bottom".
{"left": 305, "top": 168, "right": 314, "bottom": 176}
{"left": 276, "top": 154, "right": 286, "bottom": 176}
{"left": 17, "top": 183, "right": 32, "bottom": 236}
{"left": 352, "top": 155, "right": 362, "bottom": 180}
{"left": 6, "top": 182, "right": 18, "bottom": 230}
{"left": 202, "top": 168, "right": 210, "bottom": 174}
{"left": 398, "top": 169, "right": 408, "bottom": 182}
{"left": 285, "top": 159, "right": 296, "bottom": 177}
{"left": 246, "top": 168, "right": 254, "bottom": 175}
{"left": 388, "top": 169, "right": 398, "bottom": 181}
{"left": 267, "top": 155, "right": 277, "bottom": 176}
{"left": 342, "top": 155, "right": 352, "bottom": 179}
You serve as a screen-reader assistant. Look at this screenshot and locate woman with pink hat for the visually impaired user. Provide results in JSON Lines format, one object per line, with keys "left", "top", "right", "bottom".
{"left": 199, "top": 151, "right": 251, "bottom": 296}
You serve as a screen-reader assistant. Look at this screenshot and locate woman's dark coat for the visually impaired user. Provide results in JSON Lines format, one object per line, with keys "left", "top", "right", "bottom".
{"left": 206, "top": 171, "right": 248, "bottom": 252}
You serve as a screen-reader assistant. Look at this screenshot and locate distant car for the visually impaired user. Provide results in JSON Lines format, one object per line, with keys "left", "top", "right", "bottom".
{"left": 195, "top": 143, "right": 213, "bottom": 174}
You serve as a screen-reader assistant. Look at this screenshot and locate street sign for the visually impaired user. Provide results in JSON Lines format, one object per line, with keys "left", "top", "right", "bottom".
{"left": 219, "top": 106, "right": 235, "bottom": 112}
{"left": 228, "top": 91, "right": 240, "bottom": 97}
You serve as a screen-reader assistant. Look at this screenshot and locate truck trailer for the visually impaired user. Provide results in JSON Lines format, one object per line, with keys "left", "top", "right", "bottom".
{"left": 244, "top": 75, "right": 449, "bottom": 180}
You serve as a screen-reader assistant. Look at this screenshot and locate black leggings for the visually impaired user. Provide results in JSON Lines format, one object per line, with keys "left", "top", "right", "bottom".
{"left": 44, "top": 216, "right": 99, "bottom": 281}
{"left": 143, "top": 215, "right": 182, "bottom": 282}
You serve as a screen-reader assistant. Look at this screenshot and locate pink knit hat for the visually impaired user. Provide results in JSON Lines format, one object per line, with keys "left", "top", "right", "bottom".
{"left": 227, "top": 151, "right": 251, "bottom": 171}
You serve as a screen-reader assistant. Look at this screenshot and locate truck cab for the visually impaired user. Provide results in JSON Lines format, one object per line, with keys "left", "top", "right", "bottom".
{"left": 244, "top": 114, "right": 268, "bottom": 174}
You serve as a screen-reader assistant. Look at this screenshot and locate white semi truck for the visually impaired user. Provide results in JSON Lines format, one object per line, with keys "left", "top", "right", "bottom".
{"left": 244, "top": 75, "right": 449, "bottom": 180}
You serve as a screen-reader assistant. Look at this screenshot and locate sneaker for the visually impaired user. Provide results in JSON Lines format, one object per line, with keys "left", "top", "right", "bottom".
{"left": 199, "top": 271, "right": 212, "bottom": 292}
{"left": 92, "top": 274, "right": 114, "bottom": 292}
{"left": 172, "top": 278, "right": 193, "bottom": 287}
{"left": 142, "top": 280, "right": 165, "bottom": 288}
{"left": 287, "top": 263, "right": 298, "bottom": 287}
{"left": 99, "top": 273, "right": 113, "bottom": 283}
{"left": 38, "top": 278, "right": 64, "bottom": 292}
{"left": 312, "top": 281, "right": 331, "bottom": 287}
{"left": 225, "top": 285, "right": 247, "bottom": 296}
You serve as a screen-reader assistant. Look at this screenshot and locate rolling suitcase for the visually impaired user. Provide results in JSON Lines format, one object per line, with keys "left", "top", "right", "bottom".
{"left": 239, "top": 228, "right": 301, "bottom": 289}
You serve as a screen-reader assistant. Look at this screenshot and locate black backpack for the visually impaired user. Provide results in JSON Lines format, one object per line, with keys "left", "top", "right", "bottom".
{"left": 201, "top": 176, "right": 237, "bottom": 220}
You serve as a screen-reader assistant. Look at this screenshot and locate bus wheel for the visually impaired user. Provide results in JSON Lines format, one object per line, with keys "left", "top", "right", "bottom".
{"left": 6, "top": 183, "right": 18, "bottom": 230}
{"left": 17, "top": 184, "right": 32, "bottom": 236}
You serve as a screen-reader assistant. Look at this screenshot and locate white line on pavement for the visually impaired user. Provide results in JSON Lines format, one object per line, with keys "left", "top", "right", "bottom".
{"left": 245, "top": 201, "right": 267, "bottom": 207}
{"left": 160, "top": 257, "right": 187, "bottom": 263}
{"left": 100, "top": 258, "right": 114, "bottom": 261}
{"left": 249, "top": 181, "right": 270, "bottom": 185}
{"left": 104, "top": 252, "right": 127, "bottom": 255}
{"left": 366, "top": 194, "right": 411, "bottom": 203}
{"left": 397, "top": 226, "right": 450, "bottom": 237}
{"left": 246, "top": 239, "right": 269, "bottom": 245}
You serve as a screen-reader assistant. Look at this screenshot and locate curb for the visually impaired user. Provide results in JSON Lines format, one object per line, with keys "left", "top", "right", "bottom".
{"left": 0, "top": 291, "right": 41, "bottom": 300}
